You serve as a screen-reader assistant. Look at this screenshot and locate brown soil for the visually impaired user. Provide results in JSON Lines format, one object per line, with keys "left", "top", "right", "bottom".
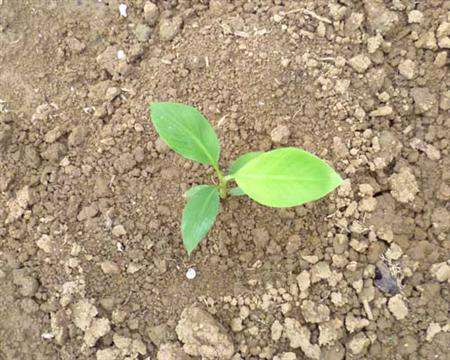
{"left": 0, "top": 1, "right": 449, "bottom": 359}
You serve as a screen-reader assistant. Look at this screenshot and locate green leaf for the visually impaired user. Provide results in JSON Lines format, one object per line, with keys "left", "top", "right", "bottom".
{"left": 228, "top": 151, "right": 263, "bottom": 175}
{"left": 150, "top": 102, "right": 220, "bottom": 165}
{"left": 228, "top": 187, "right": 246, "bottom": 196}
{"left": 234, "top": 147, "right": 343, "bottom": 208}
{"left": 182, "top": 185, "right": 220, "bottom": 254}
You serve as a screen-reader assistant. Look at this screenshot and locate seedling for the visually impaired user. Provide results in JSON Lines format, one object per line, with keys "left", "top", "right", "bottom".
{"left": 150, "top": 103, "right": 343, "bottom": 254}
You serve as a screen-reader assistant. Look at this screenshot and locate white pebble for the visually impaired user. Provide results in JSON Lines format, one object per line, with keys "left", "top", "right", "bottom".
{"left": 41, "top": 332, "right": 55, "bottom": 340}
{"left": 117, "top": 50, "right": 126, "bottom": 60}
{"left": 186, "top": 267, "right": 196, "bottom": 280}
{"left": 119, "top": 3, "right": 127, "bottom": 17}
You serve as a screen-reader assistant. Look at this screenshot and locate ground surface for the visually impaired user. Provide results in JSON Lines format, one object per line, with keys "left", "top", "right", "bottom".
{"left": 0, "top": 0, "right": 449, "bottom": 359}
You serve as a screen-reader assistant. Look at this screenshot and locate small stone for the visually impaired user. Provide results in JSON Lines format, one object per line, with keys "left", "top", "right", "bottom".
{"left": 347, "top": 332, "right": 370, "bottom": 355}
{"left": 270, "top": 125, "right": 290, "bottom": 144}
{"left": 159, "top": 16, "right": 183, "bottom": 41}
{"left": 430, "top": 262, "right": 450, "bottom": 282}
{"left": 408, "top": 10, "right": 423, "bottom": 24}
{"left": 101, "top": 261, "right": 120, "bottom": 274}
{"left": 369, "top": 106, "right": 393, "bottom": 117}
{"left": 119, "top": 3, "right": 127, "bottom": 17}
{"left": 134, "top": 23, "right": 151, "bottom": 42}
{"left": 144, "top": 1, "right": 159, "bottom": 25}
{"left": 398, "top": 59, "right": 416, "bottom": 80}
{"left": 388, "top": 294, "right": 408, "bottom": 320}
{"left": 411, "top": 87, "right": 437, "bottom": 114}
{"left": 271, "top": 320, "right": 283, "bottom": 341}
{"left": 349, "top": 54, "right": 371, "bottom": 73}
{"left": 389, "top": 167, "right": 418, "bottom": 203}
{"left": 36, "top": 234, "right": 53, "bottom": 253}
{"left": 230, "top": 318, "right": 243, "bottom": 332}
{"left": 186, "top": 268, "right": 196, "bottom": 280}
{"left": 434, "top": 51, "right": 448, "bottom": 67}
{"left": 426, "top": 323, "right": 442, "bottom": 342}
{"left": 112, "top": 225, "right": 126, "bottom": 237}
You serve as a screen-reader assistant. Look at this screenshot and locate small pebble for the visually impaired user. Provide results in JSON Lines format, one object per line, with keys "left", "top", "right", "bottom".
{"left": 117, "top": 50, "right": 126, "bottom": 60}
{"left": 186, "top": 267, "right": 196, "bottom": 280}
{"left": 119, "top": 3, "right": 127, "bottom": 17}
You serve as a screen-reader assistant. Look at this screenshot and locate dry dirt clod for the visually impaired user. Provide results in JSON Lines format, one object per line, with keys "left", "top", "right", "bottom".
{"left": 84, "top": 318, "right": 111, "bottom": 347}
{"left": 347, "top": 332, "right": 370, "bottom": 355}
{"left": 301, "top": 300, "right": 330, "bottom": 323}
{"left": 348, "top": 54, "right": 371, "bottom": 73}
{"left": 12, "top": 269, "right": 39, "bottom": 297}
{"left": 159, "top": 16, "right": 183, "bottom": 41}
{"left": 318, "top": 318, "right": 343, "bottom": 346}
{"left": 176, "top": 306, "right": 234, "bottom": 359}
{"left": 100, "top": 261, "right": 120, "bottom": 274}
{"left": 363, "top": 0, "right": 398, "bottom": 34}
{"left": 388, "top": 294, "right": 408, "bottom": 320}
{"left": 430, "top": 262, "right": 450, "bottom": 283}
{"left": 283, "top": 318, "right": 321, "bottom": 359}
{"left": 398, "top": 59, "right": 416, "bottom": 80}
{"left": 410, "top": 87, "right": 437, "bottom": 114}
{"left": 157, "top": 342, "right": 192, "bottom": 360}
{"left": 389, "top": 167, "right": 418, "bottom": 203}
{"left": 144, "top": 1, "right": 159, "bottom": 25}
{"left": 134, "top": 23, "right": 151, "bottom": 42}
{"left": 96, "top": 348, "right": 120, "bottom": 360}
{"left": 270, "top": 125, "right": 290, "bottom": 144}
{"left": 71, "top": 299, "right": 98, "bottom": 331}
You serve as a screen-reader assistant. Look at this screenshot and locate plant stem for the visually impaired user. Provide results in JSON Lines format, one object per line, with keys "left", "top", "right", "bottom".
{"left": 212, "top": 164, "right": 228, "bottom": 199}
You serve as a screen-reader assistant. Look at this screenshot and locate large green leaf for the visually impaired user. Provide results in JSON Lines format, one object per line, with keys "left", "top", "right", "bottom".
{"left": 182, "top": 185, "right": 220, "bottom": 254}
{"left": 233, "top": 147, "right": 343, "bottom": 208}
{"left": 228, "top": 151, "right": 263, "bottom": 175}
{"left": 150, "top": 103, "right": 220, "bottom": 165}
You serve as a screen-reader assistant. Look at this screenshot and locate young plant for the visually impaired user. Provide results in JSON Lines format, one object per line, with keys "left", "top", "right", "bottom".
{"left": 150, "top": 102, "right": 343, "bottom": 254}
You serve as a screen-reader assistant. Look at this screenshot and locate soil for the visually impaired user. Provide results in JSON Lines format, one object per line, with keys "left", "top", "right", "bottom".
{"left": 0, "top": 0, "right": 449, "bottom": 359}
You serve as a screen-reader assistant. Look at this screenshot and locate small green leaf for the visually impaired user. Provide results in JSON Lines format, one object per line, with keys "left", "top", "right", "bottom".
{"left": 234, "top": 147, "right": 343, "bottom": 208}
{"left": 184, "top": 185, "right": 204, "bottom": 199}
{"left": 182, "top": 185, "right": 220, "bottom": 254}
{"left": 228, "top": 187, "right": 246, "bottom": 196}
{"left": 228, "top": 151, "right": 263, "bottom": 175}
{"left": 150, "top": 103, "right": 220, "bottom": 165}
